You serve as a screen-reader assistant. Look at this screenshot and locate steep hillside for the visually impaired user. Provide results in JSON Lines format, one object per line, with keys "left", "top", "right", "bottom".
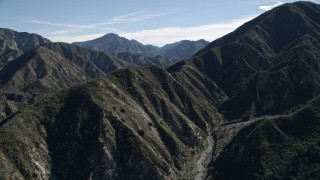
{"left": 208, "top": 96, "right": 320, "bottom": 179}
{"left": 0, "top": 66, "right": 226, "bottom": 179}
{"left": 1, "top": 1, "right": 320, "bottom": 179}
{"left": 161, "top": 39, "right": 209, "bottom": 60}
{"left": 0, "top": 42, "right": 130, "bottom": 120}
{"left": 171, "top": 1, "right": 320, "bottom": 120}
{"left": 0, "top": 28, "right": 50, "bottom": 52}
{"left": 0, "top": 42, "right": 137, "bottom": 94}
{"left": 115, "top": 52, "right": 174, "bottom": 69}
{"left": 0, "top": 40, "right": 192, "bottom": 99}
{"left": 0, "top": 28, "right": 50, "bottom": 68}
{"left": 0, "top": 40, "right": 203, "bottom": 120}
{"left": 41, "top": 43, "right": 130, "bottom": 74}
{"left": 0, "top": 46, "right": 99, "bottom": 94}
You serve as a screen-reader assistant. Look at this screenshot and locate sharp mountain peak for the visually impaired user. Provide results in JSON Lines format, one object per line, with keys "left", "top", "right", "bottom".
{"left": 195, "top": 1, "right": 320, "bottom": 56}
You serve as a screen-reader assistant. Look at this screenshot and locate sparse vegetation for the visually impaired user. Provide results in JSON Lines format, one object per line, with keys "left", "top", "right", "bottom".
{"left": 138, "top": 129, "right": 145, "bottom": 136}
{"left": 1, "top": 1, "right": 320, "bottom": 179}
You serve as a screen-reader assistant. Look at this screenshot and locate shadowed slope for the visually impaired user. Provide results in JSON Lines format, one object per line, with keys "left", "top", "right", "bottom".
{"left": 0, "top": 66, "right": 226, "bottom": 179}
{"left": 170, "top": 1, "right": 320, "bottom": 120}
{"left": 209, "top": 96, "right": 320, "bottom": 179}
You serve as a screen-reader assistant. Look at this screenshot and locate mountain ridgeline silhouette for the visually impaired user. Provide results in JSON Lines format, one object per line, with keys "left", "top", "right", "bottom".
{"left": 0, "top": 1, "right": 320, "bottom": 179}
{"left": 73, "top": 34, "right": 209, "bottom": 61}
{"left": 73, "top": 33, "right": 160, "bottom": 56}
{"left": 185, "top": 1, "right": 320, "bottom": 120}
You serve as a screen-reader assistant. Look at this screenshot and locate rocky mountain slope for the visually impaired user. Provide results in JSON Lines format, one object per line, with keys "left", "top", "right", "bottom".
{"left": 0, "top": 66, "right": 226, "bottom": 179}
{"left": 0, "top": 42, "right": 129, "bottom": 120}
{"left": 0, "top": 28, "right": 50, "bottom": 68}
{"left": 202, "top": 1, "right": 320, "bottom": 179}
{"left": 208, "top": 95, "right": 320, "bottom": 179}
{"left": 0, "top": 1, "right": 320, "bottom": 179}
{"left": 0, "top": 41, "right": 171, "bottom": 120}
{"left": 174, "top": 1, "right": 320, "bottom": 120}
{"left": 161, "top": 39, "right": 209, "bottom": 60}
{"left": 0, "top": 39, "right": 188, "bottom": 120}
{"left": 115, "top": 52, "right": 173, "bottom": 69}
{"left": 0, "top": 28, "right": 52, "bottom": 120}
{"left": 174, "top": 1, "right": 320, "bottom": 178}
{"left": 73, "top": 34, "right": 209, "bottom": 62}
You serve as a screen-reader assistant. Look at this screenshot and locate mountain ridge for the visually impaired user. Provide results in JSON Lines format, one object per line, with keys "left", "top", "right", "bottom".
{"left": 1, "top": 1, "right": 320, "bottom": 179}
{"left": 0, "top": 40, "right": 198, "bottom": 120}
{"left": 173, "top": 1, "right": 320, "bottom": 120}
{"left": 73, "top": 33, "right": 160, "bottom": 57}
{"left": 73, "top": 34, "right": 209, "bottom": 61}
{"left": 0, "top": 65, "right": 226, "bottom": 179}
{"left": 0, "top": 28, "right": 50, "bottom": 68}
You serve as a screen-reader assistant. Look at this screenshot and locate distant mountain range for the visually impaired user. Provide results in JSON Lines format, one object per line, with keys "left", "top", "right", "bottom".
{"left": 73, "top": 33, "right": 160, "bottom": 56}
{"left": 0, "top": 42, "right": 176, "bottom": 120}
{"left": 0, "top": 29, "right": 183, "bottom": 120}
{"left": 73, "top": 34, "right": 209, "bottom": 61}
{"left": 1, "top": 1, "right": 320, "bottom": 179}
{"left": 160, "top": 39, "right": 209, "bottom": 60}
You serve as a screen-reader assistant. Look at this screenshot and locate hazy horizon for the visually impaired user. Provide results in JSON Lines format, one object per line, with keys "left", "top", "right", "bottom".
{"left": 1, "top": 0, "right": 319, "bottom": 46}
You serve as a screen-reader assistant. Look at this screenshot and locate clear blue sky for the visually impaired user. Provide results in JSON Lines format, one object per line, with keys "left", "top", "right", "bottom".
{"left": 0, "top": 0, "right": 319, "bottom": 46}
